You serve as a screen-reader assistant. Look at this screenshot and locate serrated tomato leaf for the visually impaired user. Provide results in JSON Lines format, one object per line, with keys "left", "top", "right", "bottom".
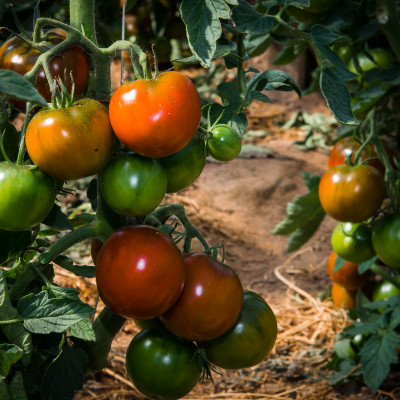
{"left": 231, "top": 1, "right": 274, "bottom": 34}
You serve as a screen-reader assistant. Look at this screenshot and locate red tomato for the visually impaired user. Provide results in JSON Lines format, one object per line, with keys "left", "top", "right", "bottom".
{"left": 26, "top": 98, "right": 114, "bottom": 181}
{"left": 95, "top": 226, "right": 186, "bottom": 319}
{"left": 328, "top": 136, "right": 398, "bottom": 175}
{"left": 109, "top": 71, "right": 201, "bottom": 158}
{"left": 327, "top": 251, "right": 370, "bottom": 291}
{"left": 0, "top": 30, "right": 89, "bottom": 107}
{"left": 161, "top": 253, "right": 243, "bottom": 341}
{"left": 319, "top": 164, "right": 385, "bottom": 222}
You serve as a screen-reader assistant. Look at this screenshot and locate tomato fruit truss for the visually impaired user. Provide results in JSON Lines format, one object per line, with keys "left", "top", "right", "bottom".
{"left": 331, "top": 282, "right": 357, "bottom": 309}
{"left": 327, "top": 251, "right": 370, "bottom": 291}
{"left": 372, "top": 213, "right": 400, "bottom": 268}
{"left": 372, "top": 277, "right": 400, "bottom": 302}
{"left": 26, "top": 98, "right": 114, "bottom": 181}
{"left": 0, "top": 30, "right": 89, "bottom": 106}
{"left": 331, "top": 222, "right": 375, "bottom": 263}
{"left": 328, "top": 136, "right": 398, "bottom": 175}
{"left": 201, "top": 290, "right": 277, "bottom": 370}
{"left": 126, "top": 328, "right": 202, "bottom": 400}
{"left": 161, "top": 253, "right": 243, "bottom": 342}
{"left": 0, "top": 163, "right": 56, "bottom": 231}
{"left": 318, "top": 164, "right": 385, "bottom": 222}
{"left": 100, "top": 153, "right": 167, "bottom": 217}
{"left": 206, "top": 124, "right": 242, "bottom": 162}
{"left": 109, "top": 71, "right": 201, "bottom": 158}
{"left": 160, "top": 136, "right": 206, "bottom": 193}
{"left": 95, "top": 225, "right": 186, "bottom": 319}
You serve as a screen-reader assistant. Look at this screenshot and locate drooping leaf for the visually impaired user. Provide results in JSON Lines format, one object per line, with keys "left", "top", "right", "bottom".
{"left": 271, "top": 42, "right": 309, "bottom": 65}
{"left": 53, "top": 255, "right": 95, "bottom": 278}
{"left": 243, "top": 32, "right": 272, "bottom": 58}
{"left": 41, "top": 345, "right": 88, "bottom": 400}
{"left": 7, "top": 370, "right": 27, "bottom": 400}
{"left": 17, "top": 291, "right": 94, "bottom": 335}
{"left": 0, "top": 344, "right": 23, "bottom": 378}
{"left": 0, "top": 70, "right": 47, "bottom": 107}
{"left": 231, "top": 1, "right": 274, "bottom": 34}
{"left": 67, "top": 318, "right": 95, "bottom": 342}
{"left": 0, "top": 230, "right": 32, "bottom": 264}
{"left": 333, "top": 256, "right": 346, "bottom": 273}
{"left": 42, "top": 204, "right": 73, "bottom": 230}
{"left": 358, "top": 257, "right": 378, "bottom": 274}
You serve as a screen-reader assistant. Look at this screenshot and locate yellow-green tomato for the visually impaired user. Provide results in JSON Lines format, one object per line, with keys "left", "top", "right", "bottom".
{"left": 201, "top": 290, "right": 277, "bottom": 370}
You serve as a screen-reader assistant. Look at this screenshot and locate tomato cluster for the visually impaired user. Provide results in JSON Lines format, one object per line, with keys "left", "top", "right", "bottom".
{"left": 94, "top": 225, "right": 277, "bottom": 399}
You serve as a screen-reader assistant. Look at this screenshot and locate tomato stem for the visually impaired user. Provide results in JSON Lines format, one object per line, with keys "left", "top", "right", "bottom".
{"left": 16, "top": 104, "right": 33, "bottom": 166}
{"left": 236, "top": 33, "right": 247, "bottom": 103}
{"left": 0, "top": 129, "right": 12, "bottom": 164}
{"left": 69, "top": 0, "right": 98, "bottom": 45}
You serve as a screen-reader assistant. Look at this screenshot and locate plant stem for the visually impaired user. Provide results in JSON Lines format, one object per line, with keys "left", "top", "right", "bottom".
{"left": 69, "top": 0, "right": 98, "bottom": 45}
{"left": 236, "top": 33, "right": 247, "bottom": 101}
{"left": 16, "top": 103, "right": 33, "bottom": 165}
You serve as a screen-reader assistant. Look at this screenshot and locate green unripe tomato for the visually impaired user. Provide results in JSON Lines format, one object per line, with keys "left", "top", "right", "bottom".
{"left": 372, "top": 277, "right": 400, "bottom": 302}
{"left": 100, "top": 153, "right": 167, "bottom": 217}
{"left": 159, "top": 136, "right": 206, "bottom": 193}
{"left": 201, "top": 290, "right": 277, "bottom": 370}
{"left": 207, "top": 124, "right": 242, "bottom": 162}
{"left": 0, "top": 163, "right": 56, "bottom": 231}
{"left": 331, "top": 222, "right": 375, "bottom": 263}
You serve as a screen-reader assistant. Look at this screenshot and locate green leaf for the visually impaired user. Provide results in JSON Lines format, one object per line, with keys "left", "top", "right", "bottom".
{"left": 231, "top": 1, "right": 274, "bottom": 34}
{"left": 69, "top": 213, "right": 95, "bottom": 229}
{"left": 0, "top": 271, "right": 32, "bottom": 365}
{"left": 53, "top": 255, "right": 95, "bottom": 278}
{"left": 0, "top": 230, "right": 32, "bottom": 264}
{"left": 180, "top": 0, "right": 229, "bottom": 67}
{"left": 225, "top": 0, "right": 239, "bottom": 4}
{"left": 333, "top": 338, "right": 352, "bottom": 360}
{"left": 328, "top": 359, "right": 357, "bottom": 385}
{"left": 125, "top": 0, "right": 137, "bottom": 12}
{"left": 333, "top": 255, "right": 346, "bottom": 273}
{"left": 42, "top": 204, "right": 73, "bottom": 230}
{"left": 7, "top": 370, "right": 27, "bottom": 400}
{"left": 0, "top": 70, "right": 47, "bottom": 107}
{"left": 218, "top": 81, "right": 243, "bottom": 113}
{"left": 271, "top": 42, "right": 308, "bottom": 65}
{"left": 0, "top": 344, "right": 23, "bottom": 378}
{"left": 67, "top": 318, "right": 95, "bottom": 342}
{"left": 271, "top": 172, "right": 325, "bottom": 252}
{"left": 17, "top": 291, "right": 94, "bottom": 335}
{"left": 243, "top": 32, "right": 272, "bottom": 58}
{"left": 358, "top": 257, "right": 378, "bottom": 274}
{"left": 0, "top": 377, "right": 10, "bottom": 400}
{"left": 360, "top": 332, "right": 400, "bottom": 393}
{"left": 41, "top": 345, "right": 87, "bottom": 400}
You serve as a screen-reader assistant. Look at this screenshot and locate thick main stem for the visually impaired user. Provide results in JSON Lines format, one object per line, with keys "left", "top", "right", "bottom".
{"left": 69, "top": 0, "right": 98, "bottom": 45}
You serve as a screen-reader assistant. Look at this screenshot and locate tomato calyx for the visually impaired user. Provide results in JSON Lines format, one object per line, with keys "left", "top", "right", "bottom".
{"left": 196, "top": 347, "right": 221, "bottom": 383}
{"left": 50, "top": 72, "right": 76, "bottom": 109}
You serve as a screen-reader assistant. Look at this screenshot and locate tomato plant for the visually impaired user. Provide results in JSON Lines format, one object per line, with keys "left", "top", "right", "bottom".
{"left": 331, "top": 222, "right": 375, "bottom": 263}
{"left": 327, "top": 251, "right": 370, "bottom": 290}
{"left": 331, "top": 282, "right": 357, "bottom": 309}
{"left": 0, "top": 163, "right": 56, "bottom": 231}
{"left": 372, "top": 213, "right": 400, "bottom": 268}
{"left": 319, "top": 164, "right": 385, "bottom": 222}
{"left": 0, "top": 29, "right": 89, "bottom": 108}
{"left": 201, "top": 290, "right": 277, "bottom": 370}
{"left": 0, "top": 122, "right": 20, "bottom": 162}
{"left": 161, "top": 253, "right": 243, "bottom": 341}
{"left": 109, "top": 71, "right": 201, "bottom": 158}
{"left": 26, "top": 98, "right": 114, "bottom": 181}
{"left": 372, "top": 277, "right": 400, "bottom": 302}
{"left": 95, "top": 225, "right": 186, "bottom": 319}
{"left": 160, "top": 136, "right": 206, "bottom": 193}
{"left": 125, "top": 328, "right": 202, "bottom": 400}
{"left": 100, "top": 153, "right": 167, "bottom": 216}
{"left": 206, "top": 124, "right": 242, "bottom": 162}
{"left": 286, "top": 0, "right": 339, "bottom": 24}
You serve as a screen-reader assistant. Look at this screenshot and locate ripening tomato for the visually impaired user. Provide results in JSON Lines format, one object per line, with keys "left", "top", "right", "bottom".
{"left": 331, "top": 222, "right": 375, "bottom": 263}
{"left": 201, "top": 290, "right": 277, "bottom": 370}
{"left": 90, "top": 238, "right": 103, "bottom": 265}
{"left": 319, "top": 164, "right": 385, "bottom": 222}
{"left": 161, "top": 253, "right": 243, "bottom": 341}
{"left": 327, "top": 251, "right": 370, "bottom": 290}
{"left": 206, "top": 124, "right": 242, "bottom": 162}
{"left": 371, "top": 213, "right": 400, "bottom": 268}
{"left": 331, "top": 282, "right": 357, "bottom": 309}
{"left": 126, "top": 328, "right": 202, "bottom": 400}
{"left": 100, "top": 153, "right": 167, "bottom": 217}
{"left": 109, "top": 71, "right": 201, "bottom": 158}
{"left": 159, "top": 136, "right": 206, "bottom": 193}
{"left": 0, "top": 163, "right": 56, "bottom": 231}
{"left": 26, "top": 98, "right": 114, "bottom": 181}
{"left": 0, "top": 30, "right": 89, "bottom": 108}
{"left": 328, "top": 136, "right": 398, "bottom": 175}
{"left": 95, "top": 225, "right": 186, "bottom": 319}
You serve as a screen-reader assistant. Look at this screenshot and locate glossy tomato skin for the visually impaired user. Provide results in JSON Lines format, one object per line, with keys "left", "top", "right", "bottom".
{"left": 0, "top": 163, "right": 56, "bottom": 231}
{"left": 207, "top": 124, "right": 242, "bottom": 162}
{"left": 160, "top": 136, "right": 206, "bottom": 193}
{"left": 371, "top": 213, "right": 400, "bottom": 268}
{"left": 109, "top": 71, "right": 201, "bottom": 158}
{"left": 201, "top": 290, "right": 277, "bottom": 370}
{"left": 372, "top": 277, "right": 400, "bottom": 302}
{"left": 100, "top": 153, "right": 167, "bottom": 217}
{"left": 327, "top": 251, "right": 370, "bottom": 291}
{"left": 0, "top": 31, "right": 89, "bottom": 106}
{"left": 331, "top": 282, "right": 357, "bottom": 309}
{"left": 331, "top": 222, "right": 375, "bottom": 263}
{"left": 26, "top": 98, "right": 114, "bottom": 181}
{"left": 161, "top": 253, "right": 243, "bottom": 341}
{"left": 96, "top": 225, "right": 186, "bottom": 319}
{"left": 126, "top": 328, "right": 202, "bottom": 400}
{"left": 328, "top": 136, "right": 398, "bottom": 175}
{"left": 319, "top": 164, "right": 385, "bottom": 222}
